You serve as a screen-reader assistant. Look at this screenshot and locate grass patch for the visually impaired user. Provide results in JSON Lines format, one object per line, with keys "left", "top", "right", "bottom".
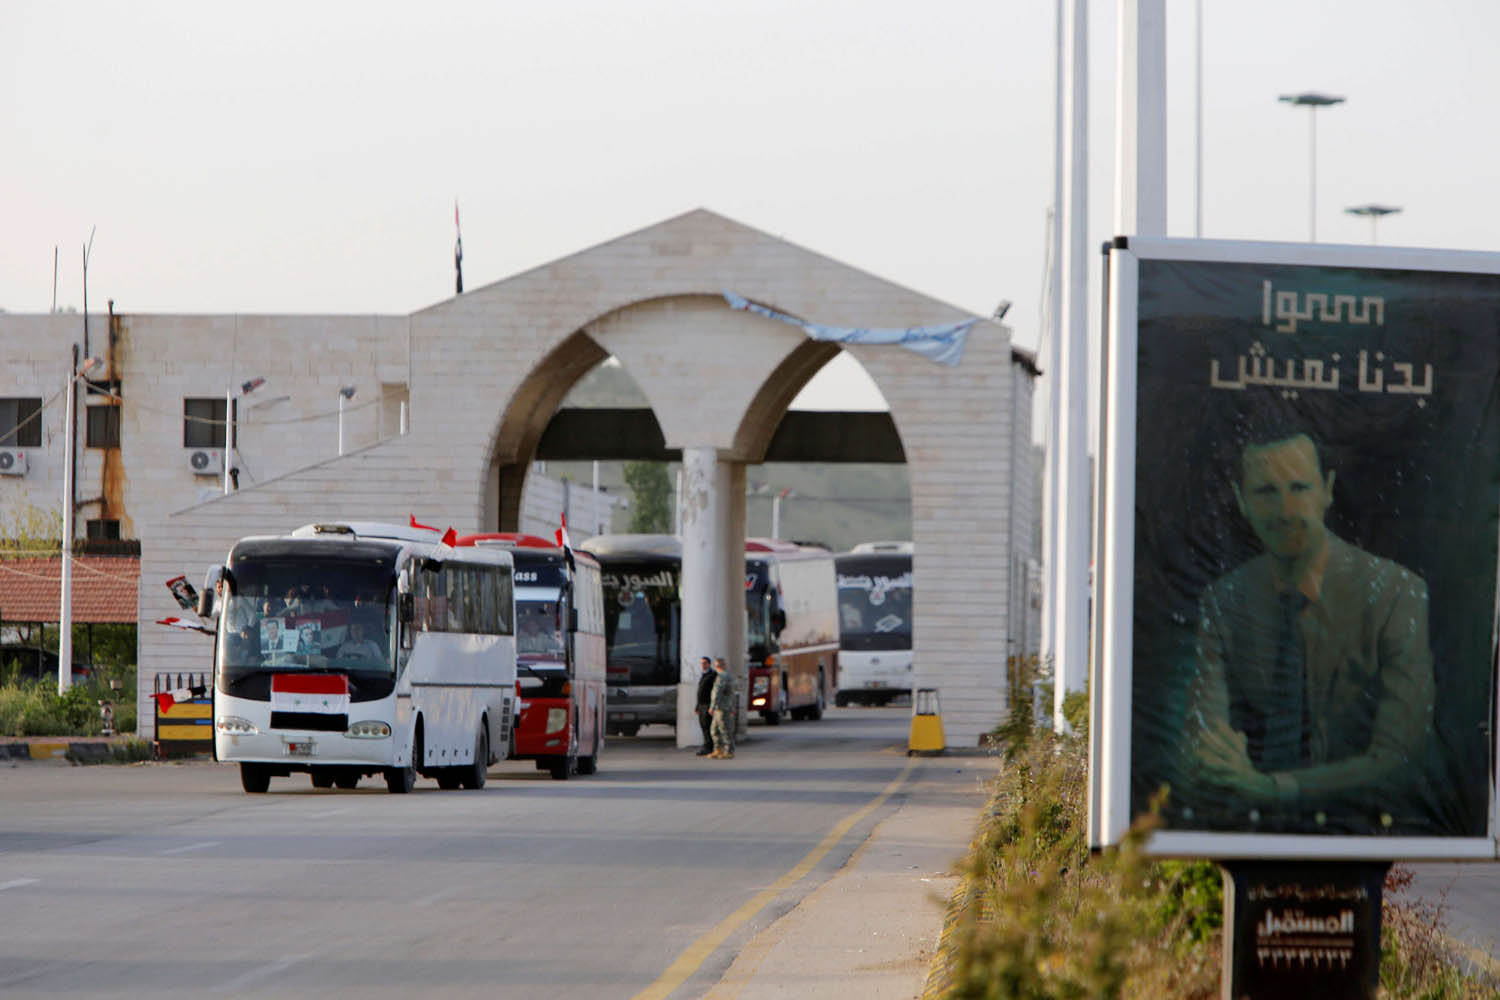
{"left": 927, "top": 713, "right": 1497, "bottom": 998}
{"left": 107, "top": 738, "right": 154, "bottom": 764}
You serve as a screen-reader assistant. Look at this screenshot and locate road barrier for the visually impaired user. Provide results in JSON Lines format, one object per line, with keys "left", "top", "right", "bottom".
{"left": 908, "top": 687, "right": 946, "bottom": 755}
{"left": 154, "top": 672, "right": 213, "bottom": 758}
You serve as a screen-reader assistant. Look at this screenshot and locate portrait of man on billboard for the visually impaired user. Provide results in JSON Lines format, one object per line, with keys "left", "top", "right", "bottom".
{"left": 1123, "top": 254, "right": 1500, "bottom": 842}
{"left": 1181, "top": 426, "right": 1433, "bottom": 821}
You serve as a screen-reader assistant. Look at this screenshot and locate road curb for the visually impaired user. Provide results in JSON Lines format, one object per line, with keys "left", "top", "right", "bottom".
{"left": 0, "top": 737, "right": 147, "bottom": 764}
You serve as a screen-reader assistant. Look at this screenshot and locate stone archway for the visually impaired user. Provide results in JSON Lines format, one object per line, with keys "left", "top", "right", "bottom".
{"left": 153, "top": 209, "right": 1035, "bottom": 748}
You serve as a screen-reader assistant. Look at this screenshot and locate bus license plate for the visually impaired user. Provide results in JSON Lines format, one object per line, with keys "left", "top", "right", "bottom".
{"left": 284, "top": 739, "right": 316, "bottom": 757}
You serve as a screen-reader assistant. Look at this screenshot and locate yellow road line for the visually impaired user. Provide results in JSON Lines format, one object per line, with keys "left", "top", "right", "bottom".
{"left": 632, "top": 758, "right": 920, "bottom": 1000}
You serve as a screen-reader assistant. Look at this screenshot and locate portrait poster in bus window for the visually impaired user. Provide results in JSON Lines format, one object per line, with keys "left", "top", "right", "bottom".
{"left": 260, "top": 617, "right": 298, "bottom": 654}
{"left": 1129, "top": 256, "right": 1500, "bottom": 840}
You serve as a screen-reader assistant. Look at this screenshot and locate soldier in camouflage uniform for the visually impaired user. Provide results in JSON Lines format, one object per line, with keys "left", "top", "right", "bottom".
{"left": 709, "top": 657, "right": 738, "bottom": 759}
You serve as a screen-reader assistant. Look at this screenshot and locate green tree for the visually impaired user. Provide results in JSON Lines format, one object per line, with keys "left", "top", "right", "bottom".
{"left": 0, "top": 501, "right": 61, "bottom": 558}
{"left": 623, "top": 461, "right": 673, "bottom": 533}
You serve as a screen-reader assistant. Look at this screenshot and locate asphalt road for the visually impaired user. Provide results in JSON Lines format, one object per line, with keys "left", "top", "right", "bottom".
{"left": 0, "top": 706, "right": 935, "bottom": 999}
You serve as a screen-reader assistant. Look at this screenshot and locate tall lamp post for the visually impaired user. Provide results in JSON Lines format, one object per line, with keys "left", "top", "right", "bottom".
{"left": 1346, "top": 203, "right": 1402, "bottom": 245}
{"left": 1278, "top": 91, "right": 1345, "bottom": 241}
{"left": 59, "top": 354, "right": 103, "bottom": 694}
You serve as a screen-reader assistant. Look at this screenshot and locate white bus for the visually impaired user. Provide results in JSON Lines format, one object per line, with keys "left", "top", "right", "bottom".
{"left": 202, "top": 522, "right": 516, "bottom": 794}
{"left": 834, "top": 541, "right": 913, "bottom": 707}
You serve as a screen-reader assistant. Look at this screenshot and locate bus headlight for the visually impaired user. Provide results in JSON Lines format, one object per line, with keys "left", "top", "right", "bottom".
{"left": 216, "top": 716, "right": 257, "bottom": 734}
{"left": 545, "top": 708, "right": 568, "bottom": 733}
{"left": 347, "top": 720, "right": 392, "bottom": 739}
{"left": 752, "top": 676, "right": 770, "bottom": 695}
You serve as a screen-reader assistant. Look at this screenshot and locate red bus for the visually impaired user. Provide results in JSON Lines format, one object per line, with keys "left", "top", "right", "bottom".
{"left": 745, "top": 539, "right": 840, "bottom": 724}
{"left": 579, "top": 535, "right": 839, "bottom": 733}
{"left": 456, "top": 534, "right": 606, "bottom": 780}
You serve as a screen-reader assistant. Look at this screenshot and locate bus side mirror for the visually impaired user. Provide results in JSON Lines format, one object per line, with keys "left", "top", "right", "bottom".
{"left": 199, "top": 566, "right": 224, "bottom": 618}
{"left": 770, "top": 609, "right": 787, "bottom": 635}
{"left": 568, "top": 607, "right": 579, "bottom": 634}
{"left": 399, "top": 593, "right": 415, "bottom": 623}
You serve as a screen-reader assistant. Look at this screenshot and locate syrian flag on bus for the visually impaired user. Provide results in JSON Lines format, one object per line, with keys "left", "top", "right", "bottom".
{"left": 155, "top": 616, "right": 213, "bottom": 635}
{"left": 555, "top": 513, "right": 576, "bottom": 572}
{"left": 271, "top": 673, "right": 350, "bottom": 714}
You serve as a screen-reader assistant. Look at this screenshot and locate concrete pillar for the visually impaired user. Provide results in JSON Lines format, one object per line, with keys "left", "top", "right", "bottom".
{"left": 678, "top": 446, "right": 746, "bottom": 748}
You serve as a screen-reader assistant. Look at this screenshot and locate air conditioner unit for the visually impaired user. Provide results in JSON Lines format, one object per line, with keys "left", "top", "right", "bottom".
{"left": 0, "top": 449, "right": 27, "bottom": 477}
{"left": 187, "top": 449, "right": 223, "bottom": 475}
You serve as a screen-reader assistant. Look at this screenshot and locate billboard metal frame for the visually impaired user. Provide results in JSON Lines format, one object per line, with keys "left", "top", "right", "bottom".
{"left": 1093, "top": 235, "right": 1500, "bottom": 860}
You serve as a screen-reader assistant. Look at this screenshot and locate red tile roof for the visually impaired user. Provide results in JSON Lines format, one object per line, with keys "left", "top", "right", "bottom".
{"left": 0, "top": 556, "right": 140, "bottom": 624}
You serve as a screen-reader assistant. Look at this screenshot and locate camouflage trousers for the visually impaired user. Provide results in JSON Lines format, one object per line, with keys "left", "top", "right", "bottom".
{"left": 710, "top": 709, "right": 737, "bottom": 752}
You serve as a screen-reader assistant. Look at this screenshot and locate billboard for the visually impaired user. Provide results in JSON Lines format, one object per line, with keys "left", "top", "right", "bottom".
{"left": 1093, "top": 238, "right": 1500, "bottom": 859}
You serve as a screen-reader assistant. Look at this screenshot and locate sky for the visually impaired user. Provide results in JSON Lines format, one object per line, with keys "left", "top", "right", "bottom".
{"left": 5, "top": 1, "right": 1499, "bottom": 415}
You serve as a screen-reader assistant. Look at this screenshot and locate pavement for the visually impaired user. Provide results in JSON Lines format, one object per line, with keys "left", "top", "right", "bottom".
{"left": 704, "top": 752, "right": 998, "bottom": 1000}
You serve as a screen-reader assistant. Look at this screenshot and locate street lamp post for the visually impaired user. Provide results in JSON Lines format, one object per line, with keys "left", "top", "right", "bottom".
{"left": 1279, "top": 91, "right": 1345, "bottom": 241}
{"left": 1346, "top": 203, "right": 1402, "bottom": 245}
{"left": 337, "top": 386, "right": 356, "bottom": 456}
{"left": 59, "top": 354, "right": 103, "bottom": 694}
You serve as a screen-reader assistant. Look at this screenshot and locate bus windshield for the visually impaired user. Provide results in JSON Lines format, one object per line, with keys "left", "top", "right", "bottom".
{"left": 837, "top": 567, "right": 913, "bottom": 652}
{"left": 517, "top": 599, "right": 566, "bottom": 659}
{"left": 220, "top": 557, "right": 394, "bottom": 674}
{"left": 745, "top": 563, "right": 773, "bottom": 663}
{"left": 600, "top": 566, "right": 679, "bottom": 686}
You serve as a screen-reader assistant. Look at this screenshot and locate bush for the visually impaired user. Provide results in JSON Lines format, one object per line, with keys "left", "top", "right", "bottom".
{"left": 0, "top": 675, "right": 138, "bottom": 737}
{"left": 933, "top": 719, "right": 1496, "bottom": 998}
{"left": 1381, "top": 865, "right": 1499, "bottom": 998}
{"left": 942, "top": 727, "right": 1219, "bottom": 999}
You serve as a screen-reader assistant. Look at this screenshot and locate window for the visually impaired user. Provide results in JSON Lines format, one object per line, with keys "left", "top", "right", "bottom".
{"left": 184, "top": 397, "right": 235, "bottom": 449}
{"left": 0, "top": 397, "right": 42, "bottom": 448}
{"left": 86, "top": 519, "right": 121, "bottom": 540}
{"left": 86, "top": 405, "right": 121, "bottom": 448}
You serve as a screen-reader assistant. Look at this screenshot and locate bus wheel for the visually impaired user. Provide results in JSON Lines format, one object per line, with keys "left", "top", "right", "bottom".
{"left": 806, "top": 671, "right": 826, "bottom": 721}
{"left": 835, "top": 692, "right": 849, "bottom": 708}
{"left": 549, "top": 725, "right": 577, "bottom": 780}
{"left": 460, "top": 728, "right": 488, "bottom": 789}
{"left": 386, "top": 727, "right": 420, "bottom": 794}
{"left": 334, "top": 772, "right": 360, "bottom": 790}
{"left": 617, "top": 724, "right": 639, "bottom": 738}
{"left": 240, "top": 763, "right": 270, "bottom": 794}
{"left": 576, "top": 721, "right": 599, "bottom": 776}
{"left": 437, "top": 772, "right": 462, "bottom": 790}
{"left": 310, "top": 769, "right": 335, "bottom": 789}
{"left": 763, "top": 687, "right": 783, "bottom": 725}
